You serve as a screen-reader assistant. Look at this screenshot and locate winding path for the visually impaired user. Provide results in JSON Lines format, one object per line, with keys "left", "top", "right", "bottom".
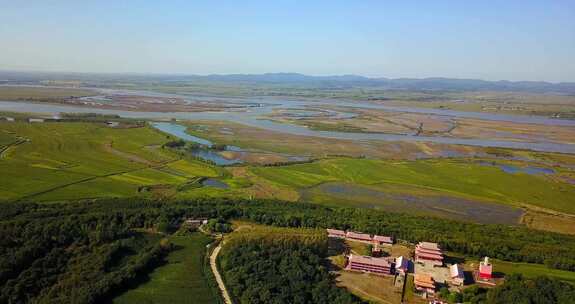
{"left": 210, "top": 242, "right": 233, "bottom": 304}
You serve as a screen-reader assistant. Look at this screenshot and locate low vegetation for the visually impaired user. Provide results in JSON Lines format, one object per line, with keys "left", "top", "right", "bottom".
{"left": 0, "top": 122, "right": 221, "bottom": 201}
{"left": 252, "top": 157, "right": 575, "bottom": 215}
{"left": 112, "top": 233, "right": 220, "bottom": 304}
{"left": 0, "top": 86, "right": 96, "bottom": 101}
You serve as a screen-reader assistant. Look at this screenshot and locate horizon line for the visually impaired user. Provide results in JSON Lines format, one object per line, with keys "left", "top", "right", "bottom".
{"left": 0, "top": 68, "right": 573, "bottom": 84}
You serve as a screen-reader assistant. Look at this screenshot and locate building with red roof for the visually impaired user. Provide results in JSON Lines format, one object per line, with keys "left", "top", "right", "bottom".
{"left": 415, "top": 242, "right": 444, "bottom": 266}
{"left": 479, "top": 257, "right": 492, "bottom": 280}
{"left": 346, "top": 254, "right": 394, "bottom": 275}
{"left": 346, "top": 231, "right": 373, "bottom": 243}
{"left": 373, "top": 235, "right": 394, "bottom": 246}
{"left": 326, "top": 228, "right": 346, "bottom": 239}
{"left": 414, "top": 274, "right": 436, "bottom": 294}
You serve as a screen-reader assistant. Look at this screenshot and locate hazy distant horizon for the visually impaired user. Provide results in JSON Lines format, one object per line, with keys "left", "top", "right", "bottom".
{"left": 2, "top": 1, "right": 574, "bottom": 82}
{"left": 3, "top": 69, "right": 575, "bottom": 85}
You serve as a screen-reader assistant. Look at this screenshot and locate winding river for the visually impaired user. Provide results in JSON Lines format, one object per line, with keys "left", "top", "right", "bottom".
{"left": 1, "top": 89, "right": 574, "bottom": 154}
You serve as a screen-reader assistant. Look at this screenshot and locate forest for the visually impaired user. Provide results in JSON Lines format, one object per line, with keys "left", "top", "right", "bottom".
{"left": 2, "top": 197, "right": 575, "bottom": 303}
{"left": 219, "top": 229, "right": 361, "bottom": 304}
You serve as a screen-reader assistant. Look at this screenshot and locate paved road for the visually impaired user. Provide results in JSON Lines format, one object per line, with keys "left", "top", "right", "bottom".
{"left": 210, "top": 242, "right": 233, "bottom": 304}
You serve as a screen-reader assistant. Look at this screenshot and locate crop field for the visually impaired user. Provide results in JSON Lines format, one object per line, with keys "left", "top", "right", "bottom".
{"left": 0, "top": 122, "right": 221, "bottom": 201}
{"left": 113, "top": 233, "right": 219, "bottom": 304}
{"left": 251, "top": 158, "right": 575, "bottom": 216}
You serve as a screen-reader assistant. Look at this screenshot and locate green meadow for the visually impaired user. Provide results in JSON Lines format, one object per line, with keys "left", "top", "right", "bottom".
{"left": 0, "top": 122, "right": 220, "bottom": 201}
{"left": 251, "top": 158, "right": 575, "bottom": 214}
{"left": 113, "top": 233, "right": 219, "bottom": 304}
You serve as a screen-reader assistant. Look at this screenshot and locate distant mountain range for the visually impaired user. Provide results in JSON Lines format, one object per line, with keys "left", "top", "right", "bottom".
{"left": 185, "top": 73, "right": 575, "bottom": 93}
{"left": 1, "top": 71, "right": 575, "bottom": 94}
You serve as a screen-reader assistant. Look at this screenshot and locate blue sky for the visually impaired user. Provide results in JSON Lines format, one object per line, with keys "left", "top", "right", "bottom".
{"left": 1, "top": 1, "right": 574, "bottom": 81}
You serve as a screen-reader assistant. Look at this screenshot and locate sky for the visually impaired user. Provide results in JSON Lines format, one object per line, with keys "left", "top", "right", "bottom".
{"left": 1, "top": 1, "right": 574, "bottom": 82}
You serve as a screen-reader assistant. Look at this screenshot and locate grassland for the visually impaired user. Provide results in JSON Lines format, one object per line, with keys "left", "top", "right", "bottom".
{"left": 0, "top": 86, "right": 96, "bottom": 100}
{"left": 0, "top": 121, "right": 222, "bottom": 201}
{"left": 3, "top": 119, "right": 574, "bottom": 234}
{"left": 251, "top": 157, "right": 575, "bottom": 215}
{"left": 113, "top": 233, "right": 219, "bottom": 304}
{"left": 336, "top": 271, "right": 402, "bottom": 304}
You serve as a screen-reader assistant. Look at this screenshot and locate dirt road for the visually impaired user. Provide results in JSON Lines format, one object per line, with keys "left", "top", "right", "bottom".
{"left": 210, "top": 242, "right": 233, "bottom": 304}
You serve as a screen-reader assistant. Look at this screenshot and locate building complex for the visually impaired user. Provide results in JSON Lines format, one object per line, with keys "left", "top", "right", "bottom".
{"left": 415, "top": 242, "right": 444, "bottom": 266}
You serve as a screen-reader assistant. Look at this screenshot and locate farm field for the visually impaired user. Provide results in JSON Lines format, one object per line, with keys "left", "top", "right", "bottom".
{"left": 112, "top": 233, "right": 219, "bottom": 304}
{"left": 0, "top": 121, "right": 221, "bottom": 201}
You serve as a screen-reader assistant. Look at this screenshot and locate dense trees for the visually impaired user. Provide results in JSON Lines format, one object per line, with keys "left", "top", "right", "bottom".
{"left": 0, "top": 205, "right": 170, "bottom": 303}
{"left": 487, "top": 274, "right": 575, "bottom": 303}
{"left": 438, "top": 277, "right": 575, "bottom": 304}
{"left": 219, "top": 231, "right": 361, "bottom": 304}
{"left": 162, "top": 139, "right": 186, "bottom": 148}
{"left": 204, "top": 218, "right": 232, "bottom": 233}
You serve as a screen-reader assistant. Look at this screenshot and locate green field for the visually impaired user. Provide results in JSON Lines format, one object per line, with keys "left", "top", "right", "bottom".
{"left": 0, "top": 122, "right": 221, "bottom": 201}
{"left": 113, "top": 234, "right": 219, "bottom": 304}
{"left": 251, "top": 158, "right": 575, "bottom": 214}
{"left": 0, "top": 86, "right": 96, "bottom": 100}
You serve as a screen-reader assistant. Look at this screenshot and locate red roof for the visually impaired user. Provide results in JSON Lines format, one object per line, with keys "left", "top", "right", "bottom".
{"left": 346, "top": 231, "right": 372, "bottom": 241}
{"left": 416, "top": 245, "right": 442, "bottom": 252}
{"left": 349, "top": 255, "right": 391, "bottom": 268}
{"left": 326, "top": 228, "right": 346, "bottom": 236}
{"left": 416, "top": 252, "right": 444, "bottom": 260}
{"left": 373, "top": 235, "right": 393, "bottom": 244}
{"left": 414, "top": 274, "right": 435, "bottom": 289}
{"left": 417, "top": 242, "right": 441, "bottom": 251}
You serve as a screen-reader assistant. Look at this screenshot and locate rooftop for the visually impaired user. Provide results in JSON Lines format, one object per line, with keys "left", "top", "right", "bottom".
{"left": 327, "top": 228, "right": 346, "bottom": 235}
{"left": 416, "top": 252, "right": 444, "bottom": 260}
{"left": 346, "top": 231, "right": 372, "bottom": 240}
{"left": 417, "top": 242, "right": 441, "bottom": 251}
{"left": 349, "top": 254, "right": 392, "bottom": 267}
{"left": 414, "top": 274, "right": 435, "bottom": 289}
{"left": 373, "top": 235, "right": 393, "bottom": 243}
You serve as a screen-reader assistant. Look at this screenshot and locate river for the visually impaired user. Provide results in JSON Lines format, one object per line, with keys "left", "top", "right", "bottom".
{"left": 1, "top": 90, "right": 574, "bottom": 154}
